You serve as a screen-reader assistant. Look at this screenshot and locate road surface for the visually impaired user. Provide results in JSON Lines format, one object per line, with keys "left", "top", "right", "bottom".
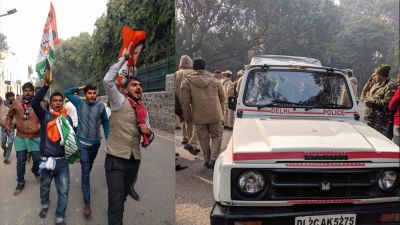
{"left": 0, "top": 129, "right": 175, "bottom": 225}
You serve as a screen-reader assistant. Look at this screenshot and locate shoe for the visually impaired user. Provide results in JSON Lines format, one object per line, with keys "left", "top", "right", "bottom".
{"left": 181, "top": 138, "right": 189, "bottom": 145}
{"left": 208, "top": 160, "right": 216, "bottom": 170}
{"left": 4, "top": 159, "right": 11, "bottom": 165}
{"left": 55, "top": 221, "right": 66, "bottom": 225}
{"left": 183, "top": 144, "right": 200, "bottom": 156}
{"left": 224, "top": 125, "right": 229, "bottom": 129}
{"left": 175, "top": 164, "right": 188, "bottom": 171}
{"left": 39, "top": 208, "right": 48, "bottom": 218}
{"left": 83, "top": 204, "right": 91, "bottom": 217}
{"left": 175, "top": 126, "right": 181, "bottom": 130}
{"left": 13, "top": 183, "right": 24, "bottom": 196}
{"left": 129, "top": 188, "right": 140, "bottom": 201}
{"left": 204, "top": 161, "right": 210, "bottom": 168}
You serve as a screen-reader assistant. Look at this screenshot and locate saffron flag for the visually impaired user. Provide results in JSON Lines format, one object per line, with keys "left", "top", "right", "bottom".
{"left": 118, "top": 25, "right": 146, "bottom": 67}
{"left": 35, "top": 2, "right": 59, "bottom": 79}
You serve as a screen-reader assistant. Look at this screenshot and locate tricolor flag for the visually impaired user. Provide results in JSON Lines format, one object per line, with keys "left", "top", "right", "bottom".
{"left": 35, "top": 2, "right": 59, "bottom": 79}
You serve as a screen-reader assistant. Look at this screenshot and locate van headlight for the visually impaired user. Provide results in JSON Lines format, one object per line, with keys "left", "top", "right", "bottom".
{"left": 238, "top": 170, "right": 266, "bottom": 195}
{"left": 378, "top": 170, "right": 398, "bottom": 191}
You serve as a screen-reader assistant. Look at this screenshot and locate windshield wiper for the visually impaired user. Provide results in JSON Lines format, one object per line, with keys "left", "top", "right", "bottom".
{"left": 304, "top": 103, "right": 348, "bottom": 111}
{"left": 257, "top": 100, "right": 302, "bottom": 110}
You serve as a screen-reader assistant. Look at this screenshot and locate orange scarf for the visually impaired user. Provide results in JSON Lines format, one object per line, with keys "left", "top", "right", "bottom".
{"left": 47, "top": 108, "right": 68, "bottom": 142}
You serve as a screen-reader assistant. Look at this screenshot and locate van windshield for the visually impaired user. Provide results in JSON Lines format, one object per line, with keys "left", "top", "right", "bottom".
{"left": 243, "top": 70, "right": 353, "bottom": 109}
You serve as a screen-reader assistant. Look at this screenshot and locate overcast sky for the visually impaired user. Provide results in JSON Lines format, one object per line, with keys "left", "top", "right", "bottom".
{"left": 0, "top": 0, "right": 107, "bottom": 82}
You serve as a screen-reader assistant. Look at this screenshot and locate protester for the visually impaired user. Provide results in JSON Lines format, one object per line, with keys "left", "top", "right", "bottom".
{"left": 64, "top": 84, "right": 110, "bottom": 217}
{"left": 175, "top": 55, "right": 201, "bottom": 155}
{"left": 180, "top": 58, "right": 225, "bottom": 169}
{"left": 103, "top": 45, "right": 154, "bottom": 225}
{"left": 32, "top": 73, "right": 76, "bottom": 225}
{"left": 6, "top": 82, "right": 41, "bottom": 195}
{"left": 0, "top": 94, "right": 16, "bottom": 164}
{"left": 64, "top": 92, "right": 79, "bottom": 131}
{"left": 364, "top": 64, "right": 398, "bottom": 138}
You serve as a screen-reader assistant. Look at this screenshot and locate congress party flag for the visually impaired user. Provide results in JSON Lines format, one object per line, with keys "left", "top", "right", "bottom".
{"left": 35, "top": 2, "right": 59, "bottom": 79}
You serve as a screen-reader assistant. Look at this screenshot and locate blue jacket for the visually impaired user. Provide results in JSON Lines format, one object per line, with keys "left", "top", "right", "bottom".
{"left": 32, "top": 85, "right": 73, "bottom": 158}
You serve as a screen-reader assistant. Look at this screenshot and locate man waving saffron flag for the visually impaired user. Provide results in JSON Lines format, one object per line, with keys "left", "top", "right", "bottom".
{"left": 35, "top": 2, "right": 59, "bottom": 79}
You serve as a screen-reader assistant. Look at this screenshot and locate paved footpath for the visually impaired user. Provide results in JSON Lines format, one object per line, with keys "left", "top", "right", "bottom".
{"left": 175, "top": 128, "right": 232, "bottom": 225}
{"left": 0, "top": 129, "right": 175, "bottom": 225}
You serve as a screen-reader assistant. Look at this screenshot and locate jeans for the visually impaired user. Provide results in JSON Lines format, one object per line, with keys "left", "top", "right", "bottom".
{"left": 105, "top": 154, "right": 140, "bottom": 225}
{"left": 16, "top": 150, "right": 40, "bottom": 183}
{"left": 40, "top": 158, "right": 70, "bottom": 220}
{"left": 1, "top": 126, "right": 15, "bottom": 160}
{"left": 80, "top": 142, "right": 100, "bottom": 205}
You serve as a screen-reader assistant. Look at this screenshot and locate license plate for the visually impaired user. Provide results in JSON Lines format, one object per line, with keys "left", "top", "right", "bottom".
{"left": 295, "top": 214, "right": 356, "bottom": 225}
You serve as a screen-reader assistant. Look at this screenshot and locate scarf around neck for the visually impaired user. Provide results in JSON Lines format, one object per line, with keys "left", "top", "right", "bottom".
{"left": 21, "top": 97, "right": 32, "bottom": 120}
{"left": 47, "top": 108, "right": 68, "bottom": 142}
{"left": 126, "top": 95, "right": 150, "bottom": 146}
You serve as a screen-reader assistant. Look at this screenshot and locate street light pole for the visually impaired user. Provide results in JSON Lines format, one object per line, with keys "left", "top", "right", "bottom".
{"left": 0, "top": 8, "right": 17, "bottom": 17}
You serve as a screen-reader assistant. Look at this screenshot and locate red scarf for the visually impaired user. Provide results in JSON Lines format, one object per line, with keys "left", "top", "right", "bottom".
{"left": 21, "top": 99, "right": 32, "bottom": 120}
{"left": 126, "top": 96, "right": 149, "bottom": 146}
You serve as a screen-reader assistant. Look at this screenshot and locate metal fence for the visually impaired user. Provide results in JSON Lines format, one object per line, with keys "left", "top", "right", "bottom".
{"left": 137, "top": 56, "right": 175, "bottom": 92}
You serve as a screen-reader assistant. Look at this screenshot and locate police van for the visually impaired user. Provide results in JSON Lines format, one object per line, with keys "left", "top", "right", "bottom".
{"left": 211, "top": 55, "right": 400, "bottom": 225}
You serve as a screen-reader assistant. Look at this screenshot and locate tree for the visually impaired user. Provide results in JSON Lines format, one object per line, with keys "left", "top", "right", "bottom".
{"left": 52, "top": 32, "right": 94, "bottom": 92}
{"left": 91, "top": 0, "right": 175, "bottom": 82}
{"left": 0, "top": 33, "right": 9, "bottom": 60}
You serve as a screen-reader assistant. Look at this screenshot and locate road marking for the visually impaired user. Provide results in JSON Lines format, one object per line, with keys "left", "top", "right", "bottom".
{"left": 194, "top": 175, "right": 213, "bottom": 185}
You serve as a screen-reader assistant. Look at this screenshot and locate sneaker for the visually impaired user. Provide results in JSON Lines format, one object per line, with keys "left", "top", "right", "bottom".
{"left": 83, "top": 204, "right": 91, "bottom": 217}
{"left": 39, "top": 208, "right": 48, "bottom": 218}
{"left": 4, "top": 159, "right": 11, "bottom": 165}
{"left": 175, "top": 164, "right": 188, "bottom": 171}
{"left": 13, "top": 183, "right": 24, "bottom": 196}
{"left": 224, "top": 125, "right": 229, "bottom": 129}
{"left": 128, "top": 188, "right": 140, "bottom": 201}
{"left": 183, "top": 144, "right": 200, "bottom": 156}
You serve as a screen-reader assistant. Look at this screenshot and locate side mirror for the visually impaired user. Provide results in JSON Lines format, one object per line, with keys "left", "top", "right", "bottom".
{"left": 228, "top": 96, "right": 237, "bottom": 111}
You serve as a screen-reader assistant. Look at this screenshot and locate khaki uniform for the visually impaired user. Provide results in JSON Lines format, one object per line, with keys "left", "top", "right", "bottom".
{"left": 221, "top": 78, "right": 230, "bottom": 126}
{"left": 224, "top": 79, "right": 235, "bottom": 128}
{"left": 181, "top": 70, "right": 225, "bottom": 161}
{"left": 365, "top": 78, "right": 397, "bottom": 137}
{"left": 176, "top": 67, "right": 199, "bottom": 149}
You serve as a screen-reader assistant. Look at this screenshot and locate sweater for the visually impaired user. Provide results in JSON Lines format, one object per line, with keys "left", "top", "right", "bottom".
{"left": 64, "top": 87, "right": 110, "bottom": 144}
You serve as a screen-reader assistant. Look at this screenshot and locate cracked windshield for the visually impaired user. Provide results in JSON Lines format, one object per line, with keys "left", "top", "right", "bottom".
{"left": 244, "top": 70, "right": 353, "bottom": 109}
